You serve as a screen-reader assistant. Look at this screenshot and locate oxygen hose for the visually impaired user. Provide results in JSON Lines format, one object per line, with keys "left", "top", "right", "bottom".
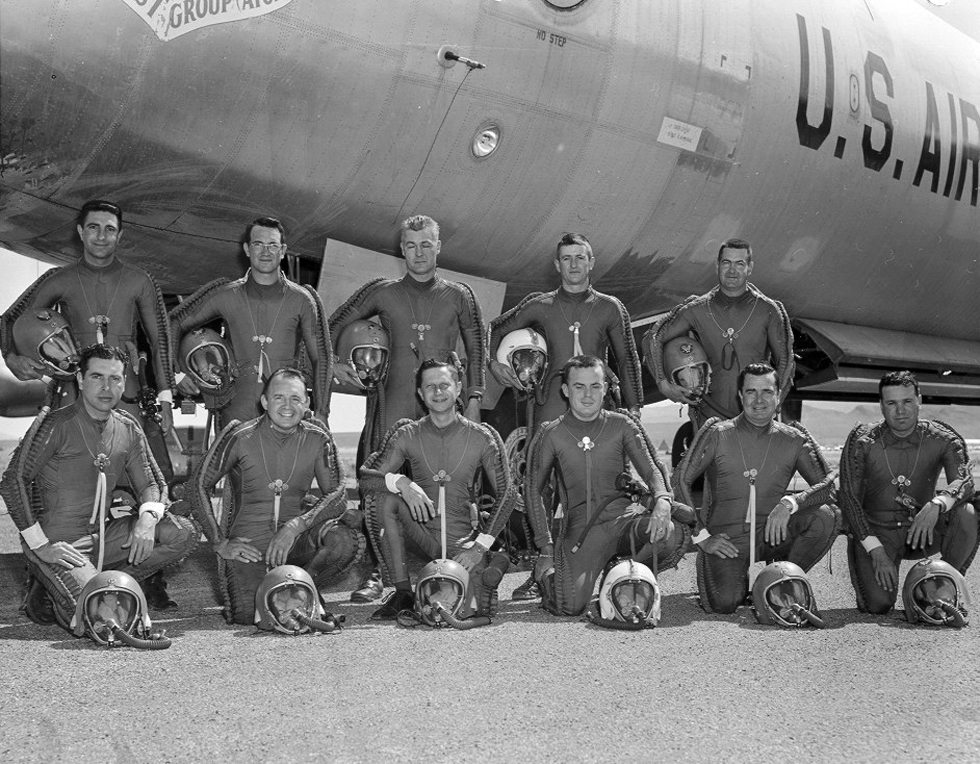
{"left": 586, "top": 611, "right": 647, "bottom": 631}
{"left": 292, "top": 609, "right": 344, "bottom": 634}
{"left": 790, "top": 604, "right": 826, "bottom": 629}
{"left": 586, "top": 604, "right": 652, "bottom": 631}
{"left": 937, "top": 599, "right": 968, "bottom": 628}
{"left": 432, "top": 601, "right": 491, "bottom": 630}
{"left": 107, "top": 620, "right": 172, "bottom": 650}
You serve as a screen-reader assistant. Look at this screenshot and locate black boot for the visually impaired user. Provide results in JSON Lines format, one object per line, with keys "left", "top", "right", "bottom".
{"left": 22, "top": 575, "right": 56, "bottom": 625}
{"left": 350, "top": 568, "right": 383, "bottom": 603}
{"left": 143, "top": 571, "right": 177, "bottom": 610}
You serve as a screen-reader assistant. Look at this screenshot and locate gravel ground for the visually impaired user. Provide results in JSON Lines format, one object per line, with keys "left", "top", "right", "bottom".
{"left": 1, "top": 511, "right": 978, "bottom": 764}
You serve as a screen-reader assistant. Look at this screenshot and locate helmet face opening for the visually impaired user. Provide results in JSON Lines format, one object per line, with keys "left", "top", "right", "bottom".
{"left": 672, "top": 362, "right": 710, "bottom": 400}
{"left": 598, "top": 560, "right": 661, "bottom": 625}
{"left": 611, "top": 579, "right": 658, "bottom": 622}
{"left": 39, "top": 326, "right": 81, "bottom": 377}
{"left": 910, "top": 575, "right": 962, "bottom": 624}
{"left": 185, "top": 342, "right": 232, "bottom": 390}
{"left": 764, "top": 579, "right": 812, "bottom": 626}
{"left": 417, "top": 578, "right": 466, "bottom": 625}
{"left": 509, "top": 347, "right": 548, "bottom": 391}
{"left": 266, "top": 582, "right": 317, "bottom": 632}
{"left": 350, "top": 345, "right": 389, "bottom": 388}
{"left": 85, "top": 590, "right": 140, "bottom": 643}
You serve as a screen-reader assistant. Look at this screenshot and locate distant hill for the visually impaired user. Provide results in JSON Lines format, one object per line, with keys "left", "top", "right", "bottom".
{"left": 640, "top": 402, "right": 979, "bottom": 448}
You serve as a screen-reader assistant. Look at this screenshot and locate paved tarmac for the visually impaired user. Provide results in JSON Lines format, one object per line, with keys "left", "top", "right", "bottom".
{"left": 1, "top": 514, "right": 978, "bottom": 764}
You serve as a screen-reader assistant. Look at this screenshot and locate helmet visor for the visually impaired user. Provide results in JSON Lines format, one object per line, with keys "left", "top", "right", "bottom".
{"left": 510, "top": 348, "right": 547, "bottom": 390}
{"left": 672, "top": 363, "right": 708, "bottom": 400}
{"left": 39, "top": 327, "right": 80, "bottom": 376}
{"left": 186, "top": 343, "right": 230, "bottom": 389}
{"left": 351, "top": 346, "right": 388, "bottom": 387}
{"left": 85, "top": 590, "right": 140, "bottom": 643}
{"left": 911, "top": 576, "right": 960, "bottom": 622}
{"left": 611, "top": 579, "right": 657, "bottom": 622}
{"left": 765, "top": 579, "right": 811, "bottom": 625}
{"left": 266, "top": 583, "right": 317, "bottom": 631}
{"left": 418, "top": 577, "right": 465, "bottom": 620}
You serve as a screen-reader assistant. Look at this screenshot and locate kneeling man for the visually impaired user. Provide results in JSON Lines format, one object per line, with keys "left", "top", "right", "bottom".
{"left": 0, "top": 344, "right": 197, "bottom": 628}
{"left": 840, "top": 370, "right": 977, "bottom": 614}
{"left": 359, "top": 359, "right": 516, "bottom": 620}
{"left": 191, "top": 367, "right": 361, "bottom": 625}
{"left": 527, "top": 355, "right": 689, "bottom": 617}
{"left": 675, "top": 362, "right": 839, "bottom": 613}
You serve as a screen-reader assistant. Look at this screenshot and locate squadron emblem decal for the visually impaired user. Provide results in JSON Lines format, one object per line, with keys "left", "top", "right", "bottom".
{"left": 122, "top": 0, "right": 296, "bottom": 43}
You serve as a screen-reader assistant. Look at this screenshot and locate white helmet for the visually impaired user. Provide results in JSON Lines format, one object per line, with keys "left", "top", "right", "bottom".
{"left": 598, "top": 558, "right": 661, "bottom": 627}
{"left": 496, "top": 328, "right": 549, "bottom": 391}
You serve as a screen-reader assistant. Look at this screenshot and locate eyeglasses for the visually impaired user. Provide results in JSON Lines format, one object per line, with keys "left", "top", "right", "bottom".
{"left": 249, "top": 242, "right": 284, "bottom": 254}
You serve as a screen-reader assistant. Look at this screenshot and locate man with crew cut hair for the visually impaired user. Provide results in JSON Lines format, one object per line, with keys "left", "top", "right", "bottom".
{"left": 674, "top": 362, "right": 838, "bottom": 614}
{"left": 644, "top": 238, "right": 794, "bottom": 430}
{"left": 840, "top": 370, "right": 977, "bottom": 615}
{"left": 526, "top": 355, "right": 688, "bottom": 617}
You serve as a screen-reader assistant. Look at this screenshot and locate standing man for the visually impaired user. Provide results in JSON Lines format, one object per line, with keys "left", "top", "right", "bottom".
{"left": 526, "top": 356, "right": 689, "bottom": 617}
{"left": 674, "top": 363, "right": 838, "bottom": 614}
{"left": 488, "top": 232, "right": 643, "bottom": 423}
{"left": 358, "top": 359, "right": 516, "bottom": 620}
{"left": 644, "top": 238, "right": 794, "bottom": 429}
{"left": 1, "top": 199, "right": 176, "bottom": 454}
{"left": 190, "top": 367, "right": 362, "bottom": 625}
{"left": 170, "top": 216, "right": 331, "bottom": 428}
{"left": 488, "top": 232, "right": 645, "bottom": 601}
{"left": 0, "top": 345, "right": 197, "bottom": 628}
{"left": 840, "top": 371, "right": 977, "bottom": 615}
{"left": 331, "top": 214, "right": 486, "bottom": 603}
{"left": 331, "top": 214, "right": 486, "bottom": 439}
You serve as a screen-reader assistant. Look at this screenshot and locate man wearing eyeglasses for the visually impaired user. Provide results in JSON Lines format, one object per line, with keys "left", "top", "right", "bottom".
{"left": 330, "top": 214, "right": 486, "bottom": 602}
{"left": 674, "top": 363, "right": 838, "bottom": 614}
{"left": 643, "top": 239, "right": 794, "bottom": 430}
{"left": 170, "top": 217, "right": 331, "bottom": 428}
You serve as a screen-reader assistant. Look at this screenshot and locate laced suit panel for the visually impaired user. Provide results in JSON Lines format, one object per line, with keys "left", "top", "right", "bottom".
{"left": 647, "top": 285, "right": 792, "bottom": 426}
{"left": 1, "top": 259, "right": 175, "bottom": 393}
{"left": 170, "top": 276, "right": 323, "bottom": 425}
{"left": 526, "top": 410, "right": 687, "bottom": 616}
{"left": 329, "top": 276, "right": 485, "bottom": 447}
{"left": 191, "top": 416, "right": 351, "bottom": 623}
{"left": 675, "top": 415, "right": 838, "bottom": 613}
{"left": 359, "top": 415, "right": 512, "bottom": 581}
{"left": 840, "top": 420, "right": 977, "bottom": 614}
{"left": 488, "top": 287, "right": 642, "bottom": 422}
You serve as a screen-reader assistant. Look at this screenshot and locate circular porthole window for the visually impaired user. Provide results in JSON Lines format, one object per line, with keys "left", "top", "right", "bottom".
{"left": 472, "top": 124, "right": 501, "bottom": 158}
